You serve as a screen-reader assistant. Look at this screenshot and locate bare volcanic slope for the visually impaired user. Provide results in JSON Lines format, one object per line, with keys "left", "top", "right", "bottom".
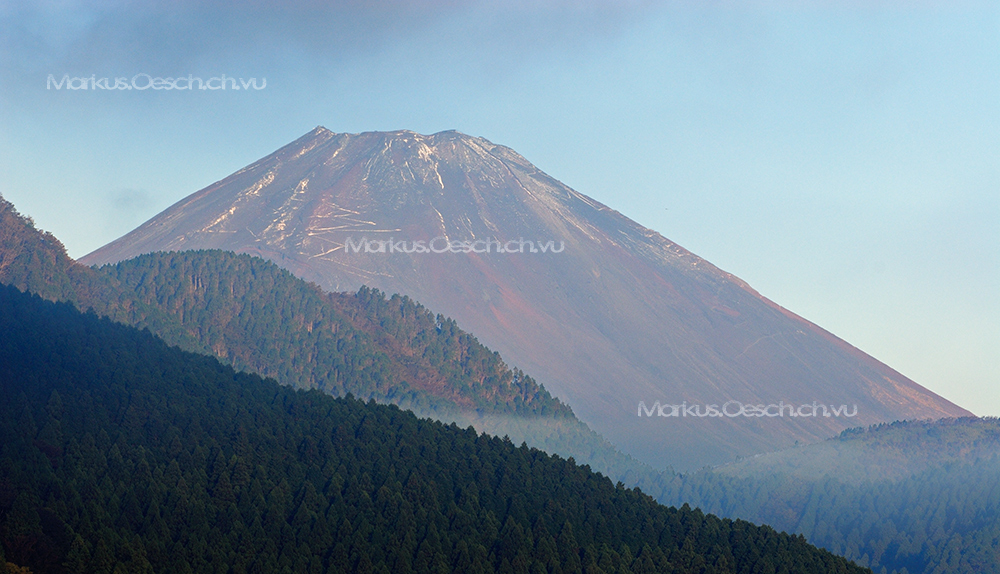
{"left": 82, "top": 127, "right": 970, "bottom": 469}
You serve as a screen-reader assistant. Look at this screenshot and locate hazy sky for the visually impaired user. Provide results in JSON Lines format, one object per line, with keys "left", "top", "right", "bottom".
{"left": 1, "top": 1, "right": 997, "bottom": 415}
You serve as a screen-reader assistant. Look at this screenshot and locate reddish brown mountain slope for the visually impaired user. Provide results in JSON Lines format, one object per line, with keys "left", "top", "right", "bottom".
{"left": 82, "top": 127, "right": 970, "bottom": 469}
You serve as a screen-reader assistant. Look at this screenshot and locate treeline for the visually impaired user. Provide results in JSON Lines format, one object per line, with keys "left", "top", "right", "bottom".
{"left": 0, "top": 284, "right": 869, "bottom": 574}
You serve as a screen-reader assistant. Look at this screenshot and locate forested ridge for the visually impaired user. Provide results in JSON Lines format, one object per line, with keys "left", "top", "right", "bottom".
{"left": 0, "top": 194, "right": 657, "bottom": 487}
{"left": 101, "top": 251, "right": 568, "bottom": 417}
{"left": 1, "top": 193, "right": 563, "bottom": 418}
{"left": 0, "top": 284, "right": 869, "bottom": 574}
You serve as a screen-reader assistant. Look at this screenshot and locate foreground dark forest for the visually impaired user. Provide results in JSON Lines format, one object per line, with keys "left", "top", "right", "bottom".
{"left": 0, "top": 285, "right": 868, "bottom": 573}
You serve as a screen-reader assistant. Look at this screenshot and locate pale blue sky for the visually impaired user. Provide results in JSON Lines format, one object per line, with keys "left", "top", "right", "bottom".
{"left": 1, "top": 1, "right": 997, "bottom": 415}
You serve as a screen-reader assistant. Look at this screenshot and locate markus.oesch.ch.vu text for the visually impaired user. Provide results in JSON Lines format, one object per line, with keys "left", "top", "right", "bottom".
{"left": 47, "top": 73, "right": 266, "bottom": 91}
{"left": 639, "top": 400, "right": 857, "bottom": 418}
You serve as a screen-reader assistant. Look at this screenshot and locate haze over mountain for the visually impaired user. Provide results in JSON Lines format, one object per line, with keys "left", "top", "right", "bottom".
{"left": 82, "top": 127, "right": 970, "bottom": 469}
{"left": 661, "top": 418, "right": 1000, "bottom": 574}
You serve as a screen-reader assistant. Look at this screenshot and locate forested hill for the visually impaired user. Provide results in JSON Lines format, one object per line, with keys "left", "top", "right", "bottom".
{"left": 99, "top": 250, "right": 569, "bottom": 418}
{"left": 1, "top": 193, "right": 563, "bottom": 418}
{"left": 660, "top": 419, "right": 1000, "bottom": 573}
{"left": 99, "top": 252, "right": 665, "bottom": 492}
{"left": 0, "top": 284, "right": 869, "bottom": 574}
{"left": 1, "top": 194, "right": 660, "bottom": 488}
{"left": 0, "top": 194, "right": 96, "bottom": 304}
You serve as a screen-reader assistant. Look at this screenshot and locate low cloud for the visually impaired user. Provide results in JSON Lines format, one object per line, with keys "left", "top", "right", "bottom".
{"left": 108, "top": 188, "right": 154, "bottom": 226}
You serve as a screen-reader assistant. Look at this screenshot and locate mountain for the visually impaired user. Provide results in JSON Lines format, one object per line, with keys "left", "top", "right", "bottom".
{"left": 33, "top": 191, "right": 1000, "bottom": 572}
{"left": 0, "top": 283, "right": 870, "bottom": 574}
{"left": 81, "top": 127, "right": 970, "bottom": 470}
{"left": 659, "top": 418, "right": 1000, "bottom": 573}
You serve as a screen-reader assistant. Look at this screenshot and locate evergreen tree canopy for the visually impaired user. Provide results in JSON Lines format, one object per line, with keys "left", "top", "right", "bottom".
{"left": 0, "top": 284, "right": 869, "bottom": 574}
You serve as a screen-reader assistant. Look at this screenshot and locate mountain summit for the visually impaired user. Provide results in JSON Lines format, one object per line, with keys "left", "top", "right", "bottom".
{"left": 82, "top": 127, "right": 969, "bottom": 469}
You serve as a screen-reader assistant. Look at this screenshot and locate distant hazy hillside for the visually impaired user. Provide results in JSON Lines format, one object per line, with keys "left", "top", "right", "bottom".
{"left": 718, "top": 417, "right": 1000, "bottom": 484}
{"left": 660, "top": 418, "right": 1000, "bottom": 574}
{"left": 0, "top": 284, "right": 869, "bottom": 574}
